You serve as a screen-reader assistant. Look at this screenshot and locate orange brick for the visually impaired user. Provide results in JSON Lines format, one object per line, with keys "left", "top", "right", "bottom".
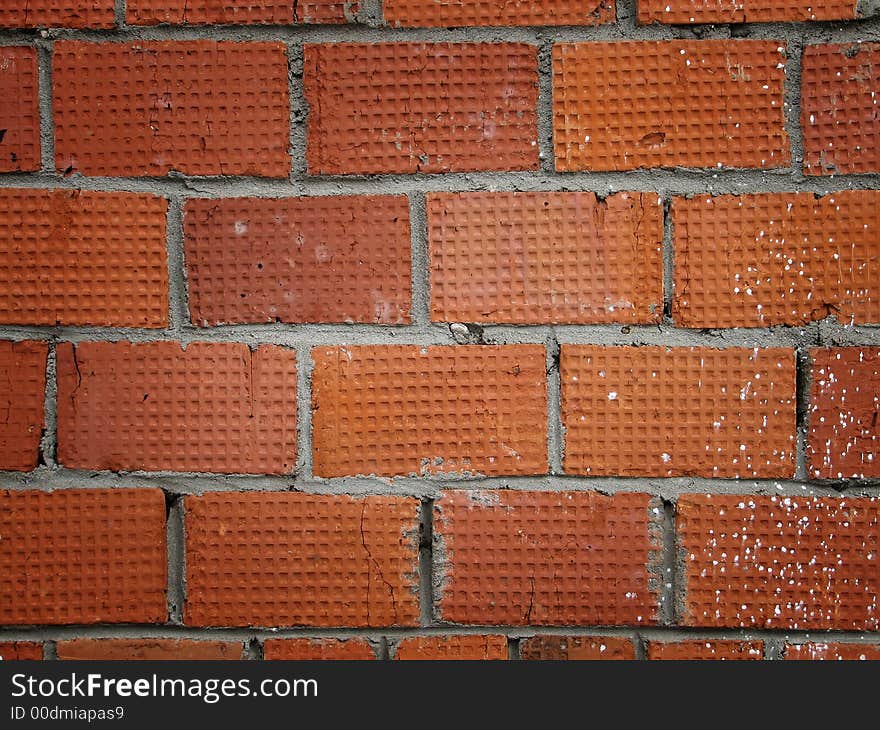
{"left": 264, "top": 638, "right": 376, "bottom": 660}
{"left": 385, "top": 0, "right": 614, "bottom": 26}
{"left": 56, "top": 639, "right": 243, "bottom": 660}
{"left": 0, "top": 642, "right": 42, "bottom": 660}
{"left": 0, "top": 340, "right": 47, "bottom": 471}
{"left": 785, "top": 643, "right": 880, "bottom": 660}
{"left": 673, "top": 191, "right": 880, "bottom": 328}
{"left": 0, "top": 1, "right": 114, "bottom": 27}
{"left": 304, "top": 43, "right": 539, "bottom": 174}
{"left": 0, "top": 489, "right": 167, "bottom": 625}
{"left": 679, "top": 495, "right": 880, "bottom": 630}
{"left": 428, "top": 191, "right": 663, "bottom": 325}
{"left": 127, "top": 0, "right": 293, "bottom": 24}
{"left": 311, "top": 345, "right": 547, "bottom": 477}
{"left": 561, "top": 346, "right": 797, "bottom": 478}
{"left": 648, "top": 640, "right": 764, "bottom": 660}
{"left": 53, "top": 41, "right": 290, "bottom": 177}
{"left": 185, "top": 492, "right": 420, "bottom": 627}
{"left": 520, "top": 636, "right": 635, "bottom": 660}
{"left": 56, "top": 342, "right": 297, "bottom": 474}
{"left": 808, "top": 348, "right": 880, "bottom": 479}
{"left": 0, "top": 47, "right": 40, "bottom": 172}
{"left": 0, "top": 189, "right": 168, "bottom": 327}
{"left": 638, "top": 0, "right": 858, "bottom": 24}
{"left": 395, "top": 635, "right": 508, "bottom": 660}
{"left": 803, "top": 44, "right": 880, "bottom": 175}
{"left": 435, "top": 490, "right": 662, "bottom": 626}
{"left": 185, "top": 196, "right": 411, "bottom": 325}
{"left": 553, "top": 41, "right": 788, "bottom": 171}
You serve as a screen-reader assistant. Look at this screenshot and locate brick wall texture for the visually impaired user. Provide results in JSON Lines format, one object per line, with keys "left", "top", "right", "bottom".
{"left": 0, "top": 1, "right": 878, "bottom": 662}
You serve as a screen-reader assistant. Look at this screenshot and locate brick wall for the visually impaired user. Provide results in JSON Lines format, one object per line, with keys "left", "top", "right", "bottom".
{"left": 0, "top": 0, "right": 878, "bottom": 661}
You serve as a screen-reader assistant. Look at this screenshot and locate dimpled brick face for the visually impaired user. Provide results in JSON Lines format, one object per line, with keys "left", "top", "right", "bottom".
{"left": 785, "top": 643, "right": 880, "bottom": 660}
{"left": 647, "top": 640, "right": 764, "bottom": 660}
{"left": 311, "top": 345, "right": 547, "bottom": 477}
{"left": 0, "top": 340, "right": 47, "bottom": 471}
{"left": 264, "top": 639, "right": 376, "bottom": 660}
{"left": 395, "top": 635, "right": 508, "bottom": 660}
{"left": 809, "top": 348, "right": 880, "bottom": 479}
{"left": 126, "top": 0, "right": 294, "bottom": 24}
{"left": 56, "top": 639, "right": 244, "bottom": 660}
{"left": 561, "top": 346, "right": 797, "bottom": 478}
{"left": 0, "top": 1, "right": 115, "bottom": 27}
{"left": 434, "top": 491, "right": 662, "bottom": 626}
{"left": 673, "top": 191, "right": 880, "bottom": 328}
{"left": 679, "top": 495, "right": 880, "bottom": 630}
{"left": 184, "top": 493, "right": 421, "bottom": 627}
{"left": 553, "top": 41, "right": 789, "bottom": 171}
{"left": 0, "top": 642, "right": 42, "bottom": 660}
{"left": 384, "top": 0, "right": 615, "bottom": 26}
{"left": 0, "top": 47, "right": 40, "bottom": 172}
{"left": 637, "top": 0, "right": 858, "bottom": 24}
{"left": 520, "top": 636, "right": 636, "bottom": 660}
{"left": 428, "top": 191, "right": 663, "bottom": 325}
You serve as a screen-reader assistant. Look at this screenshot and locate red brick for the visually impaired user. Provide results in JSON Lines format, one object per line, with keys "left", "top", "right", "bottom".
{"left": 0, "top": 47, "right": 40, "bottom": 172}
{"left": 185, "top": 196, "right": 411, "bottom": 326}
{"left": 561, "top": 346, "right": 797, "bottom": 478}
{"left": 304, "top": 43, "right": 539, "bottom": 174}
{"left": 53, "top": 41, "right": 290, "bottom": 177}
{"left": 435, "top": 490, "right": 662, "bottom": 626}
{"left": 520, "top": 636, "right": 635, "bottom": 660}
{"left": 0, "top": 489, "right": 167, "bottom": 625}
{"left": 0, "top": 1, "right": 114, "bottom": 27}
{"left": 56, "top": 639, "right": 243, "bottom": 660}
{"left": 0, "top": 189, "right": 168, "bottom": 327}
{"left": 394, "top": 635, "right": 508, "bottom": 660}
{"left": 808, "top": 348, "right": 880, "bottom": 479}
{"left": 264, "top": 638, "right": 376, "bottom": 660}
{"left": 648, "top": 640, "right": 764, "bottom": 660}
{"left": 385, "top": 0, "right": 614, "bottom": 26}
{"left": 0, "top": 642, "right": 42, "bottom": 660}
{"left": 553, "top": 41, "right": 788, "bottom": 171}
{"left": 428, "top": 191, "right": 663, "bottom": 325}
{"left": 185, "top": 492, "right": 420, "bottom": 627}
{"left": 56, "top": 342, "right": 297, "bottom": 474}
{"left": 673, "top": 191, "right": 880, "bottom": 328}
{"left": 803, "top": 44, "right": 880, "bottom": 175}
{"left": 638, "top": 0, "right": 858, "bottom": 24}
{"left": 311, "top": 345, "right": 547, "bottom": 477}
{"left": 0, "top": 340, "right": 47, "bottom": 471}
{"left": 679, "top": 494, "right": 880, "bottom": 630}
{"left": 785, "top": 643, "right": 880, "bottom": 660}
{"left": 127, "top": 1, "right": 356, "bottom": 24}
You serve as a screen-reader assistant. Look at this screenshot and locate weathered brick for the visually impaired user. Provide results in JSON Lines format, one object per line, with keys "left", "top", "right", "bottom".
{"left": 435, "top": 491, "right": 662, "bottom": 626}
{"left": 648, "top": 640, "right": 764, "bottom": 660}
{"left": 561, "top": 346, "right": 797, "bottom": 478}
{"left": 311, "top": 345, "right": 547, "bottom": 477}
{"left": 0, "top": 47, "right": 40, "bottom": 172}
{"left": 638, "top": 0, "right": 859, "bottom": 24}
{"left": 808, "top": 348, "right": 880, "bottom": 479}
{"left": 520, "top": 636, "right": 635, "bottom": 660}
{"left": 0, "top": 489, "right": 167, "bottom": 625}
{"left": 0, "top": 1, "right": 114, "bottom": 27}
{"left": 304, "top": 43, "right": 539, "bottom": 174}
{"left": 394, "top": 635, "right": 508, "bottom": 660}
{"left": 673, "top": 191, "right": 880, "bottom": 328}
{"left": 785, "top": 642, "right": 880, "bottom": 660}
{"left": 428, "top": 191, "right": 663, "bottom": 324}
{"left": 679, "top": 494, "right": 880, "bottom": 630}
{"left": 553, "top": 41, "right": 788, "bottom": 171}
{"left": 0, "top": 642, "right": 42, "bottom": 660}
{"left": 53, "top": 41, "right": 290, "bottom": 177}
{"left": 185, "top": 196, "right": 411, "bottom": 326}
{"left": 56, "top": 639, "right": 243, "bottom": 660}
{"left": 185, "top": 492, "right": 421, "bottom": 627}
{"left": 0, "top": 340, "right": 47, "bottom": 472}
{"left": 263, "top": 638, "right": 376, "bottom": 660}
{"left": 127, "top": 0, "right": 355, "bottom": 24}
{"left": 56, "top": 342, "right": 297, "bottom": 474}
{"left": 385, "top": 0, "right": 614, "bottom": 26}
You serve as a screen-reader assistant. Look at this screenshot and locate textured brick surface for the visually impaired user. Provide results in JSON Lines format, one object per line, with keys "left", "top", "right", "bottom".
{"left": 127, "top": 0, "right": 292, "bottom": 24}
{"left": 648, "top": 640, "right": 764, "bottom": 660}
{"left": 435, "top": 490, "right": 662, "bottom": 626}
{"left": 802, "top": 44, "right": 880, "bottom": 175}
{"left": 674, "top": 191, "right": 880, "bottom": 328}
{"left": 304, "top": 43, "right": 539, "bottom": 174}
{"left": 56, "top": 342, "right": 297, "bottom": 474}
{"left": 312, "top": 345, "right": 547, "bottom": 477}
{"left": 185, "top": 493, "right": 421, "bottom": 627}
{"left": 0, "top": 340, "right": 47, "bottom": 471}
{"left": 385, "top": 0, "right": 614, "bottom": 26}
{"left": 53, "top": 41, "right": 290, "bottom": 177}
{"left": 638, "top": 0, "right": 858, "bottom": 24}
{"left": 428, "top": 191, "right": 663, "bottom": 324}
{"left": 0, "top": 47, "right": 40, "bottom": 172}
{"left": 553, "top": 41, "right": 788, "bottom": 171}
{"left": 0, "top": 489, "right": 167, "bottom": 625}
{"left": 520, "top": 636, "right": 635, "bottom": 660}
{"left": 0, "top": 189, "right": 168, "bottom": 327}
{"left": 561, "top": 346, "right": 797, "bottom": 478}
{"left": 808, "top": 348, "right": 880, "bottom": 479}
{"left": 264, "top": 638, "right": 376, "bottom": 660}
{"left": 785, "top": 643, "right": 880, "bottom": 660}
{"left": 56, "top": 639, "right": 244, "bottom": 660}
{"left": 0, "top": 1, "right": 115, "bottom": 27}
{"left": 395, "top": 635, "right": 508, "bottom": 660}
{"left": 0, "top": 642, "right": 42, "bottom": 660}
{"left": 185, "top": 196, "right": 411, "bottom": 325}
{"left": 679, "top": 495, "right": 880, "bottom": 630}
